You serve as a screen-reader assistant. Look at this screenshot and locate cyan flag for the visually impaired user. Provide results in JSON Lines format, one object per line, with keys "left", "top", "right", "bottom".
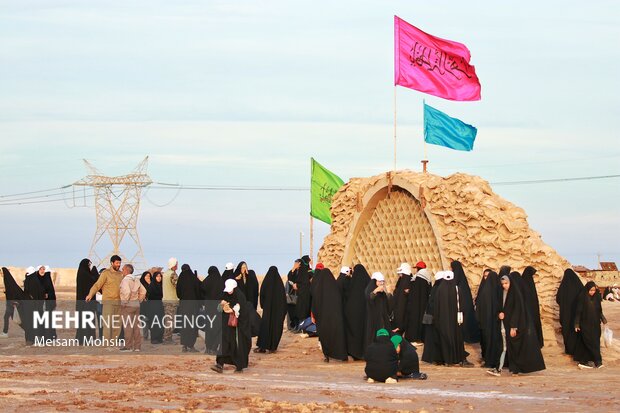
{"left": 424, "top": 103, "right": 477, "bottom": 151}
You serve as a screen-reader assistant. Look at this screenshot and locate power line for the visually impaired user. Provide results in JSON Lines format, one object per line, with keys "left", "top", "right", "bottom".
{"left": 491, "top": 174, "right": 620, "bottom": 186}
{"left": 1, "top": 173, "right": 618, "bottom": 206}
{"left": 0, "top": 185, "right": 72, "bottom": 199}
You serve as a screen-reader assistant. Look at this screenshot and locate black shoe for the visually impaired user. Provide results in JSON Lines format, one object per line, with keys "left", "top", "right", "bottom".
{"left": 210, "top": 364, "right": 223, "bottom": 374}
{"left": 253, "top": 348, "right": 266, "bottom": 353}
{"left": 323, "top": 356, "right": 330, "bottom": 363}
{"left": 460, "top": 359, "right": 474, "bottom": 368}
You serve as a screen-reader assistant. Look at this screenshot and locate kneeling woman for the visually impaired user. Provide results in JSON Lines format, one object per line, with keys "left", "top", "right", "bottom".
{"left": 390, "top": 335, "right": 427, "bottom": 380}
{"left": 211, "top": 279, "right": 252, "bottom": 373}
{"left": 364, "top": 329, "right": 398, "bottom": 383}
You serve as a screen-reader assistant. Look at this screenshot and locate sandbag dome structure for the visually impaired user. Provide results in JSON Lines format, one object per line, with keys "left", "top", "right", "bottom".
{"left": 317, "top": 170, "right": 570, "bottom": 346}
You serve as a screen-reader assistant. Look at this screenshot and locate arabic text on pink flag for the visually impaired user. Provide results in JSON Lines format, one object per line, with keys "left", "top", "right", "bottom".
{"left": 394, "top": 15, "right": 481, "bottom": 101}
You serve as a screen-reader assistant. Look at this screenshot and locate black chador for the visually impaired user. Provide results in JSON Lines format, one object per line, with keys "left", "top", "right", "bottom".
{"left": 256, "top": 266, "right": 287, "bottom": 353}
{"left": 421, "top": 275, "right": 443, "bottom": 364}
{"left": 314, "top": 268, "right": 347, "bottom": 362}
{"left": 573, "top": 281, "right": 606, "bottom": 367}
{"left": 215, "top": 286, "right": 252, "bottom": 371}
{"left": 501, "top": 272, "right": 545, "bottom": 374}
{"left": 433, "top": 274, "right": 467, "bottom": 365}
{"left": 2, "top": 267, "right": 30, "bottom": 342}
{"left": 38, "top": 267, "right": 57, "bottom": 340}
{"left": 364, "top": 332, "right": 398, "bottom": 382}
{"left": 556, "top": 268, "right": 583, "bottom": 355}
{"left": 405, "top": 269, "right": 431, "bottom": 343}
{"left": 24, "top": 268, "right": 46, "bottom": 342}
{"left": 294, "top": 257, "right": 312, "bottom": 323}
{"left": 176, "top": 264, "right": 202, "bottom": 350}
{"left": 475, "top": 270, "right": 502, "bottom": 368}
{"left": 202, "top": 266, "right": 224, "bottom": 353}
{"left": 521, "top": 266, "right": 544, "bottom": 348}
{"left": 390, "top": 273, "right": 410, "bottom": 335}
{"left": 75, "top": 259, "right": 99, "bottom": 344}
{"left": 342, "top": 264, "right": 370, "bottom": 360}
{"left": 364, "top": 275, "right": 391, "bottom": 355}
{"left": 450, "top": 261, "right": 479, "bottom": 343}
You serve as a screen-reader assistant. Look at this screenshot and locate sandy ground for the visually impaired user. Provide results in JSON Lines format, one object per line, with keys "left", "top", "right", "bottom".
{"left": 1, "top": 291, "right": 619, "bottom": 413}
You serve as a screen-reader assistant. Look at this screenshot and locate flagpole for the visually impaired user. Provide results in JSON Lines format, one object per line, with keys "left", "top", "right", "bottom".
{"left": 422, "top": 99, "right": 429, "bottom": 173}
{"left": 310, "top": 216, "right": 314, "bottom": 265}
{"left": 393, "top": 86, "right": 397, "bottom": 171}
{"left": 309, "top": 157, "right": 314, "bottom": 264}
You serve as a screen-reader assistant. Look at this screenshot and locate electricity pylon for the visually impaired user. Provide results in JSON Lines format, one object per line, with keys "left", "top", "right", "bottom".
{"left": 74, "top": 157, "right": 152, "bottom": 271}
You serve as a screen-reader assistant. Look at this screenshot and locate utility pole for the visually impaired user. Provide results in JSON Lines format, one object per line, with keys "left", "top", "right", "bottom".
{"left": 73, "top": 157, "right": 152, "bottom": 271}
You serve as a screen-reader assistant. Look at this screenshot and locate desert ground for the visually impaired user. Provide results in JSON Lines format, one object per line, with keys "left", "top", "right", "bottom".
{"left": 1, "top": 288, "right": 619, "bottom": 413}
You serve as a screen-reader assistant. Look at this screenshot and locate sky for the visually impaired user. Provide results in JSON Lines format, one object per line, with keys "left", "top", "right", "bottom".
{"left": 0, "top": 0, "right": 618, "bottom": 275}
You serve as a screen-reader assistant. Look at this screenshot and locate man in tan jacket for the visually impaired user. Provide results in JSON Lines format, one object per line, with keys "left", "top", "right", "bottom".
{"left": 86, "top": 255, "right": 124, "bottom": 341}
{"left": 162, "top": 257, "right": 179, "bottom": 343}
{"left": 119, "top": 264, "right": 146, "bottom": 351}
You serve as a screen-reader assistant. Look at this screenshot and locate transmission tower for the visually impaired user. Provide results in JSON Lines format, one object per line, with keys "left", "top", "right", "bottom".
{"left": 74, "top": 156, "right": 153, "bottom": 271}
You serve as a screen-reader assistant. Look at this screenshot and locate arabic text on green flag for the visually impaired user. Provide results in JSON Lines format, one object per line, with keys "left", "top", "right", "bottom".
{"left": 310, "top": 158, "right": 344, "bottom": 224}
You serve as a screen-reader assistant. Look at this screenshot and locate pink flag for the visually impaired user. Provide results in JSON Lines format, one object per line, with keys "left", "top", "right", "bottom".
{"left": 394, "top": 16, "right": 481, "bottom": 101}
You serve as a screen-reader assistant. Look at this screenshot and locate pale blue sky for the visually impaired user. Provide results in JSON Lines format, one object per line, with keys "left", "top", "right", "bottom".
{"left": 0, "top": 0, "right": 618, "bottom": 273}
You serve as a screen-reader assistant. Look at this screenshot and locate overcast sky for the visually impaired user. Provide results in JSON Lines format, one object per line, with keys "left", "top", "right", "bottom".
{"left": 1, "top": 0, "right": 618, "bottom": 274}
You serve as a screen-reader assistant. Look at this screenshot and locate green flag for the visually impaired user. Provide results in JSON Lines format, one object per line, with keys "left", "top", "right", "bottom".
{"left": 310, "top": 158, "right": 344, "bottom": 224}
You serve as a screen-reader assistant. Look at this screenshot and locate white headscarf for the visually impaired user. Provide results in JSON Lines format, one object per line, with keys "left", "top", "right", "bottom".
{"left": 414, "top": 268, "right": 431, "bottom": 283}
{"left": 371, "top": 272, "right": 385, "bottom": 282}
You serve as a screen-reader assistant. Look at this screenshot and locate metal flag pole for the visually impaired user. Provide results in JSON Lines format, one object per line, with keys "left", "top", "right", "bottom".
{"left": 310, "top": 216, "right": 314, "bottom": 265}
{"left": 393, "top": 86, "right": 398, "bottom": 171}
{"left": 309, "top": 158, "right": 314, "bottom": 263}
{"left": 422, "top": 99, "right": 429, "bottom": 173}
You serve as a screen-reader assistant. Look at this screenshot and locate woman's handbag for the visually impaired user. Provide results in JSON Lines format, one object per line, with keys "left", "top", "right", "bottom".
{"left": 228, "top": 312, "right": 238, "bottom": 327}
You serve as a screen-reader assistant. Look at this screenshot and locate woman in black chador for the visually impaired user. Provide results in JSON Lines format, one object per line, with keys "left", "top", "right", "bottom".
{"left": 432, "top": 271, "right": 471, "bottom": 367}
{"left": 255, "top": 266, "right": 287, "bottom": 353}
{"left": 488, "top": 273, "right": 545, "bottom": 376}
{"left": 147, "top": 271, "right": 164, "bottom": 344}
{"left": 520, "top": 266, "right": 544, "bottom": 348}
{"left": 212, "top": 279, "right": 252, "bottom": 373}
{"left": 294, "top": 256, "right": 312, "bottom": 328}
{"left": 342, "top": 264, "right": 370, "bottom": 360}
{"left": 24, "top": 266, "right": 45, "bottom": 343}
{"left": 201, "top": 266, "right": 224, "bottom": 354}
{"left": 475, "top": 269, "right": 502, "bottom": 368}
{"left": 2, "top": 267, "right": 29, "bottom": 342}
{"left": 37, "top": 265, "right": 57, "bottom": 340}
{"left": 556, "top": 268, "right": 583, "bottom": 355}
{"left": 176, "top": 264, "right": 202, "bottom": 352}
{"left": 404, "top": 266, "right": 432, "bottom": 344}
{"left": 364, "top": 272, "right": 391, "bottom": 356}
{"left": 75, "top": 259, "right": 99, "bottom": 344}
{"left": 573, "top": 281, "right": 607, "bottom": 369}
{"left": 450, "top": 261, "right": 479, "bottom": 344}
{"left": 314, "top": 268, "right": 348, "bottom": 362}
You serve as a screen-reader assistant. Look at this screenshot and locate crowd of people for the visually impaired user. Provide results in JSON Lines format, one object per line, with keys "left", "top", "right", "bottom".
{"left": 0, "top": 256, "right": 611, "bottom": 381}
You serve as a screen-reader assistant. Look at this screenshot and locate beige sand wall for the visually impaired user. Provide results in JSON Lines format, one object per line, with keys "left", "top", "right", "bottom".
{"left": 318, "top": 171, "right": 572, "bottom": 347}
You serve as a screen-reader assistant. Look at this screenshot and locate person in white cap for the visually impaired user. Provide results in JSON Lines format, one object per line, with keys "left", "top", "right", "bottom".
{"left": 429, "top": 270, "right": 474, "bottom": 367}
{"left": 23, "top": 265, "right": 46, "bottom": 344}
{"left": 392, "top": 263, "right": 412, "bottom": 335}
{"left": 211, "top": 279, "right": 252, "bottom": 374}
{"left": 222, "top": 262, "right": 235, "bottom": 281}
{"left": 364, "top": 272, "right": 392, "bottom": 353}
{"left": 162, "top": 257, "right": 179, "bottom": 343}
{"left": 35, "top": 265, "right": 57, "bottom": 340}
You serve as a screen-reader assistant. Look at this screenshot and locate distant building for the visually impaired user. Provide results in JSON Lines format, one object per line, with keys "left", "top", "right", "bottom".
{"left": 573, "top": 262, "right": 620, "bottom": 288}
